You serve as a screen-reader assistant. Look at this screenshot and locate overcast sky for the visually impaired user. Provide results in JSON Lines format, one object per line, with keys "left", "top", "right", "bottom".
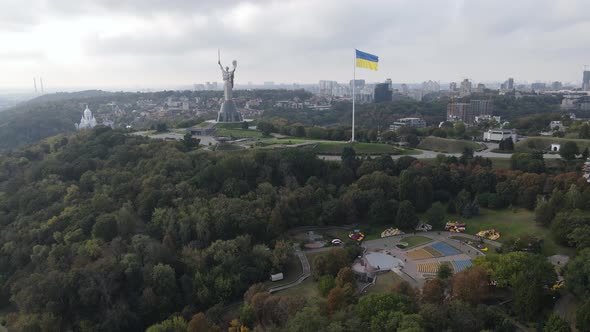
{"left": 1, "top": 0, "right": 590, "bottom": 90}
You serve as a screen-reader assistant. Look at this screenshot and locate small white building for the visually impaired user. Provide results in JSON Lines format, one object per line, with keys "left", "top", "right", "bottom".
{"left": 483, "top": 129, "right": 517, "bottom": 142}
{"left": 550, "top": 121, "right": 566, "bottom": 131}
{"left": 270, "top": 273, "right": 284, "bottom": 282}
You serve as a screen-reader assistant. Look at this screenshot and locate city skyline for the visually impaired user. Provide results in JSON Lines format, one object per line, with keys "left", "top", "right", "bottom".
{"left": 1, "top": 0, "right": 590, "bottom": 89}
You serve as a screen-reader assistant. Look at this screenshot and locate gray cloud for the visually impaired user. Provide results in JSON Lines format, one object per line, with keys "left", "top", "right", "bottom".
{"left": 1, "top": 0, "right": 590, "bottom": 89}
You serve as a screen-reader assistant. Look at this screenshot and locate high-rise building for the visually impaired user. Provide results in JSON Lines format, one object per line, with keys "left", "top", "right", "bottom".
{"left": 449, "top": 82, "right": 457, "bottom": 91}
{"left": 476, "top": 83, "right": 486, "bottom": 93}
{"left": 507, "top": 78, "right": 514, "bottom": 90}
{"left": 401, "top": 84, "right": 409, "bottom": 95}
{"left": 470, "top": 100, "right": 493, "bottom": 117}
{"left": 374, "top": 83, "right": 392, "bottom": 103}
{"left": 318, "top": 80, "right": 337, "bottom": 97}
{"left": 447, "top": 99, "right": 493, "bottom": 125}
{"left": 447, "top": 102, "right": 473, "bottom": 124}
{"left": 421, "top": 80, "right": 440, "bottom": 93}
{"left": 350, "top": 79, "right": 365, "bottom": 90}
{"left": 385, "top": 78, "right": 393, "bottom": 90}
{"left": 531, "top": 83, "right": 546, "bottom": 91}
{"left": 551, "top": 81, "right": 563, "bottom": 91}
{"left": 460, "top": 79, "right": 472, "bottom": 97}
{"left": 583, "top": 71, "right": 590, "bottom": 91}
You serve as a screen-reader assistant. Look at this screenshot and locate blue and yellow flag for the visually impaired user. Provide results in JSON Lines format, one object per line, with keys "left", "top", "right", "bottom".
{"left": 356, "top": 49, "right": 378, "bottom": 71}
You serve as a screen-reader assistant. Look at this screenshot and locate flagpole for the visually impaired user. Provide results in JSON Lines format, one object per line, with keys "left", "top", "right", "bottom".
{"left": 352, "top": 49, "right": 356, "bottom": 143}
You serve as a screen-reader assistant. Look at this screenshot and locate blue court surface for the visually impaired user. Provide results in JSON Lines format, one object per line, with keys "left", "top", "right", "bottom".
{"left": 431, "top": 242, "right": 461, "bottom": 256}
{"left": 452, "top": 259, "right": 473, "bottom": 272}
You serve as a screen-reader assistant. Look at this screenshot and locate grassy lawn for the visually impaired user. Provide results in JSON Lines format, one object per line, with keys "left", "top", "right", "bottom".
{"left": 366, "top": 272, "right": 402, "bottom": 294}
{"left": 451, "top": 208, "right": 573, "bottom": 256}
{"left": 516, "top": 136, "right": 590, "bottom": 152}
{"left": 311, "top": 142, "right": 403, "bottom": 155}
{"left": 278, "top": 277, "right": 319, "bottom": 299}
{"left": 215, "top": 122, "right": 246, "bottom": 129}
{"left": 214, "top": 144, "right": 245, "bottom": 151}
{"left": 216, "top": 128, "right": 264, "bottom": 139}
{"left": 489, "top": 158, "right": 511, "bottom": 169}
{"left": 418, "top": 136, "right": 483, "bottom": 153}
{"left": 400, "top": 235, "right": 433, "bottom": 248}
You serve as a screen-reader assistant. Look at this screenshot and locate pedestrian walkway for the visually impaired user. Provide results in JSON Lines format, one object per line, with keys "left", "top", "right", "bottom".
{"left": 269, "top": 246, "right": 310, "bottom": 293}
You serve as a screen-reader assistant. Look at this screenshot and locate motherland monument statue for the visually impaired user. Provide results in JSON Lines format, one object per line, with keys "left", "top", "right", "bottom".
{"left": 217, "top": 50, "right": 243, "bottom": 122}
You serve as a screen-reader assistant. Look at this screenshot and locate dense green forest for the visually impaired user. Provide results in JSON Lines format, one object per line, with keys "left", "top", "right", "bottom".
{"left": 1, "top": 126, "right": 590, "bottom": 331}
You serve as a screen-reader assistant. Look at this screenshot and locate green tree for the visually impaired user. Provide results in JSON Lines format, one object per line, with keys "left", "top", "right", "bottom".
{"left": 285, "top": 305, "right": 329, "bottom": 332}
{"left": 318, "top": 275, "right": 336, "bottom": 297}
{"left": 579, "top": 123, "right": 590, "bottom": 139}
{"left": 565, "top": 249, "right": 590, "bottom": 297}
{"left": 155, "top": 122, "right": 168, "bottom": 132}
{"left": 92, "top": 214, "right": 118, "bottom": 241}
{"left": 424, "top": 202, "right": 446, "bottom": 230}
{"left": 335, "top": 267, "right": 356, "bottom": 288}
{"left": 577, "top": 299, "right": 590, "bottom": 332}
{"left": 560, "top": 141, "right": 579, "bottom": 160}
{"left": 396, "top": 200, "right": 418, "bottom": 230}
{"left": 437, "top": 264, "right": 452, "bottom": 280}
{"left": 183, "top": 132, "right": 200, "bottom": 150}
{"left": 341, "top": 146, "right": 357, "bottom": 170}
{"left": 544, "top": 313, "right": 571, "bottom": 332}
{"left": 534, "top": 198, "right": 555, "bottom": 226}
{"left": 146, "top": 316, "right": 187, "bottom": 332}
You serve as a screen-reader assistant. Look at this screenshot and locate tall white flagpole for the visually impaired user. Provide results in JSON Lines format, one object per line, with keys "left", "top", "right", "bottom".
{"left": 352, "top": 49, "right": 356, "bottom": 142}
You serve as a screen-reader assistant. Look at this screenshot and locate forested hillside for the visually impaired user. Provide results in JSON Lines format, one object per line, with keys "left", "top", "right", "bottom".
{"left": 1, "top": 128, "right": 590, "bottom": 331}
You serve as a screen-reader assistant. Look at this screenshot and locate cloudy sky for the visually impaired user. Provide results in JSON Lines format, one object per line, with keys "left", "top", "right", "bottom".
{"left": 1, "top": 0, "right": 590, "bottom": 90}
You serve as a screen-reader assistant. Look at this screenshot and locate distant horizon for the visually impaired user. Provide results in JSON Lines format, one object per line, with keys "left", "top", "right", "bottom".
{"left": 0, "top": 79, "right": 585, "bottom": 95}
{"left": 2, "top": 1, "right": 590, "bottom": 89}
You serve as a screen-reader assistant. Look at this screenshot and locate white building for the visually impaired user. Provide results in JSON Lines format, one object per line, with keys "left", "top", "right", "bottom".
{"left": 75, "top": 105, "right": 97, "bottom": 130}
{"left": 483, "top": 129, "right": 517, "bottom": 142}
{"left": 390, "top": 117, "right": 427, "bottom": 131}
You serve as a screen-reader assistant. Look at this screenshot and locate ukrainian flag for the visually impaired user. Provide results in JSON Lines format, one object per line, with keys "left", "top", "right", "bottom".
{"left": 356, "top": 49, "right": 378, "bottom": 71}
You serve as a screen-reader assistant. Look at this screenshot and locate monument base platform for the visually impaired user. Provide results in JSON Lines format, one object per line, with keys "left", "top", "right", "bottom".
{"left": 217, "top": 99, "right": 243, "bottom": 123}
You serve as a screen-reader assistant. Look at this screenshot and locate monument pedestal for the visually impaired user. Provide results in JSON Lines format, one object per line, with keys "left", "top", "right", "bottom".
{"left": 217, "top": 99, "right": 243, "bottom": 123}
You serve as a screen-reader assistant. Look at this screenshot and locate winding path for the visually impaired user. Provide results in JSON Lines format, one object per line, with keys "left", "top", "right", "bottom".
{"left": 268, "top": 247, "right": 310, "bottom": 293}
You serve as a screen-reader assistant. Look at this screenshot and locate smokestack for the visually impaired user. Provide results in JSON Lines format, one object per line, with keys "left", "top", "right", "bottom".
{"left": 33, "top": 78, "right": 38, "bottom": 93}
{"left": 40, "top": 77, "right": 44, "bottom": 94}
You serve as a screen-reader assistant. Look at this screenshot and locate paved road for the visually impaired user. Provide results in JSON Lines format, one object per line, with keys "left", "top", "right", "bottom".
{"left": 318, "top": 142, "right": 561, "bottom": 161}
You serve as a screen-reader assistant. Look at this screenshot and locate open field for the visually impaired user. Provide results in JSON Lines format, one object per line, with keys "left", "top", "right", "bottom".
{"left": 418, "top": 136, "right": 483, "bottom": 153}
{"left": 516, "top": 136, "right": 590, "bottom": 152}
{"left": 216, "top": 128, "right": 264, "bottom": 138}
{"left": 453, "top": 208, "right": 573, "bottom": 256}
{"left": 214, "top": 144, "right": 245, "bottom": 151}
{"left": 311, "top": 142, "right": 402, "bottom": 155}
{"left": 215, "top": 122, "right": 246, "bottom": 129}
{"left": 365, "top": 272, "right": 402, "bottom": 294}
{"left": 400, "top": 235, "right": 433, "bottom": 248}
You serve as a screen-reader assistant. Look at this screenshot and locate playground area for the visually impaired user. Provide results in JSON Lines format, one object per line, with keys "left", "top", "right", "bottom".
{"left": 354, "top": 232, "right": 486, "bottom": 284}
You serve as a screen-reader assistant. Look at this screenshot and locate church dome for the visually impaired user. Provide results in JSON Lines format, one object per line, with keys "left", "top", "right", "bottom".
{"left": 84, "top": 105, "right": 92, "bottom": 119}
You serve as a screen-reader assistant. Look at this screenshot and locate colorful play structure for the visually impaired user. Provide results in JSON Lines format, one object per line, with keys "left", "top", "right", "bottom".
{"left": 381, "top": 227, "right": 404, "bottom": 238}
{"left": 445, "top": 221, "right": 466, "bottom": 233}
{"left": 349, "top": 230, "right": 365, "bottom": 242}
{"left": 476, "top": 229, "right": 501, "bottom": 241}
